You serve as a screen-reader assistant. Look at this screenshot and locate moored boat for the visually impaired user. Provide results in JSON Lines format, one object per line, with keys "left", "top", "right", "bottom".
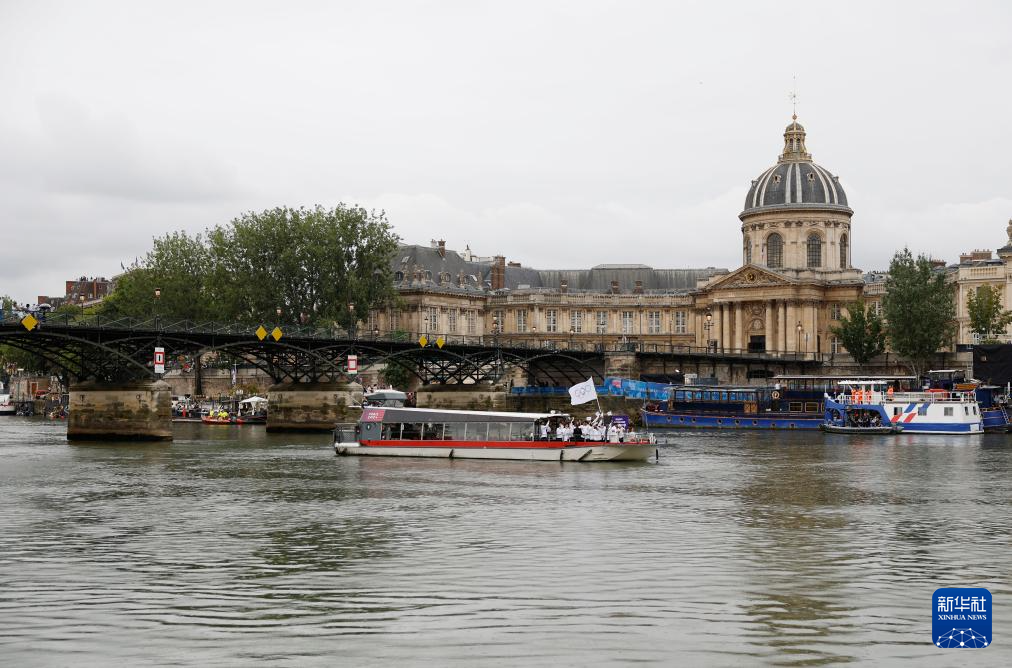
{"left": 334, "top": 407, "right": 657, "bottom": 462}
{"left": 823, "top": 381, "right": 982, "bottom": 435}
{"left": 0, "top": 394, "right": 15, "bottom": 416}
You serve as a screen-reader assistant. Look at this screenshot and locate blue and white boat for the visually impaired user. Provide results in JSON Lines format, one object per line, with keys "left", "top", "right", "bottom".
{"left": 822, "top": 381, "right": 983, "bottom": 435}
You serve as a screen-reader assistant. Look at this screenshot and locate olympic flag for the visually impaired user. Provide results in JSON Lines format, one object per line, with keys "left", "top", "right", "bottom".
{"left": 568, "top": 378, "right": 598, "bottom": 406}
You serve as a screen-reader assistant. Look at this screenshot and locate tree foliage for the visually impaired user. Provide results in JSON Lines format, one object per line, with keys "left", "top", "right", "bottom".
{"left": 882, "top": 248, "right": 956, "bottom": 378}
{"left": 830, "top": 301, "right": 886, "bottom": 366}
{"left": 966, "top": 284, "right": 1012, "bottom": 343}
{"left": 102, "top": 205, "right": 400, "bottom": 327}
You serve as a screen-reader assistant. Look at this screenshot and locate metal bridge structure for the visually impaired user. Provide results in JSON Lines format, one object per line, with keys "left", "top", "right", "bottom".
{"left": 0, "top": 313, "right": 826, "bottom": 387}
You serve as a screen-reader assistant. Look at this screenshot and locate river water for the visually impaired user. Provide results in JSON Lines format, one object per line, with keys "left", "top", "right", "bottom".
{"left": 0, "top": 417, "right": 1009, "bottom": 666}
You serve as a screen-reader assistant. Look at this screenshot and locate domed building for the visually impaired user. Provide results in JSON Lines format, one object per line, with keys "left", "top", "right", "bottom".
{"left": 691, "top": 117, "right": 865, "bottom": 357}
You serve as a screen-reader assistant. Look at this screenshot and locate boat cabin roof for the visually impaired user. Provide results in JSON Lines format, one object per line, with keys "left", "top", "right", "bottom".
{"left": 362, "top": 406, "right": 559, "bottom": 423}
{"left": 773, "top": 375, "right": 916, "bottom": 381}
{"left": 837, "top": 380, "right": 890, "bottom": 386}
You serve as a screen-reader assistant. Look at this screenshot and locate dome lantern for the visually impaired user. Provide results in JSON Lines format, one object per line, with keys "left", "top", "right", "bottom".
{"left": 778, "top": 115, "right": 811, "bottom": 163}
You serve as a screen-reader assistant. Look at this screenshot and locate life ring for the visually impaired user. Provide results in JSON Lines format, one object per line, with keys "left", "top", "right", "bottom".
{"left": 771, "top": 390, "right": 781, "bottom": 400}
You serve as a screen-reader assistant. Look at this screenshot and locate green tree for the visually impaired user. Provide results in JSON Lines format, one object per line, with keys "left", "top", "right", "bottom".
{"left": 380, "top": 360, "right": 414, "bottom": 390}
{"left": 830, "top": 301, "right": 886, "bottom": 365}
{"left": 101, "top": 231, "right": 214, "bottom": 322}
{"left": 207, "top": 205, "right": 399, "bottom": 328}
{"left": 966, "top": 284, "right": 1012, "bottom": 343}
{"left": 882, "top": 248, "right": 956, "bottom": 378}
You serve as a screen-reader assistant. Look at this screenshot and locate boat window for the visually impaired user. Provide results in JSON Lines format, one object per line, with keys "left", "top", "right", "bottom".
{"left": 401, "top": 423, "right": 424, "bottom": 440}
{"left": 730, "top": 392, "right": 740, "bottom": 401}
{"left": 512, "top": 423, "right": 536, "bottom": 441}
{"left": 487, "top": 422, "right": 511, "bottom": 441}
{"left": 918, "top": 405, "right": 928, "bottom": 416}
{"left": 675, "top": 391, "right": 685, "bottom": 401}
{"left": 789, "top": 402, "right": 803, "bottom": 413}
{"left": 465, "top": 422, "right": 488, "bottom": 440}
{"left": 720, "top": 391, "right": 729, "bottom": 402}
{"left": 381, "top": 423, "right": 400, "bottom": 440}
{"left": 944, "top": 407, "right": 954, "bottom": 417}
{"left": 422, "top": 423, "right": 443, "bottom": 440}
{"left": 973, "top": 406, "right": 978, "bottom": 415}
{"left": 804, "top": 402, "right": 820, "bottom": 413}
{"left": 964, "top": 406, "right": 970, "bottom": 416}
{"left": 693, "top": 391, "right": 703, "bottom": 401}
{"left": 443, "top": 423, "right": 460, "bottom": 440}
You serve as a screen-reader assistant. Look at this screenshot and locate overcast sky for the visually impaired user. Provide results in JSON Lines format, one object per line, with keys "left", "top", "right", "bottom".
{"left": 2, "top": 1, "right": 1010, "bottom": 303}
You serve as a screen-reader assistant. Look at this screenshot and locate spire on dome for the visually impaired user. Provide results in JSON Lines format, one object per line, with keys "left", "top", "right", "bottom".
{"left": 779, "top": 117, "right": 812, "bottom": 163}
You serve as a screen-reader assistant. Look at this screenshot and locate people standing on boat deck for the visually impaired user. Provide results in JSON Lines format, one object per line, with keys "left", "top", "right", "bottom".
{"left": 606, "top": 422, "right": 618, "bottom": 443}
{"left": 556, "top": 422, "right": 566, "bottom": 441}
{"left": 539, "top": 421, "right": 550, "bottom": 441}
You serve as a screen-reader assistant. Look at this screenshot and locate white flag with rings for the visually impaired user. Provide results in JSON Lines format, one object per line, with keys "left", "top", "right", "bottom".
{"left": 568, "top": 378, "right": 598, "bottom": 405}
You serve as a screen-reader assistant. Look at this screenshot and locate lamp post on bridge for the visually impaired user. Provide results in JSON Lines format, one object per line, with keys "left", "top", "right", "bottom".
{"left": 796, "top": 321, "right": 803, "bottom": 358}
{"left": 153, "top": 287, "right": 161, "bottom": 329}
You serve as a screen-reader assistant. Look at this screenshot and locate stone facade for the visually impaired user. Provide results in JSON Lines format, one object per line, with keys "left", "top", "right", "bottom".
{"left": 365, "top": 117, "right": 982, "bottom": 363}
{"left": 953, "top": 222, "right": 1012, "bottom": 344}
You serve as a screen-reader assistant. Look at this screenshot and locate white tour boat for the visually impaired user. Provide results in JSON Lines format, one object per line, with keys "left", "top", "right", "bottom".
{"left": 823, "top": 381, "right": 983, "bottom": 435}
{"left": 334, "top": 406, "right": 657, "bottom": 462}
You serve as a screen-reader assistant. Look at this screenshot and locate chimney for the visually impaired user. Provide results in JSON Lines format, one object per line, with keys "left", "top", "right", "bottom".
{"left": 610, "top": 280, "right": 620, "bottom": 294}
{"left": 491, "top": 255, "right": 506, "bottom": 290}
{"left": 971, "top": 249, "right": 993, "bottom": 261}
{"left": 437, "top": 239, "right": 446, "bottom": 258}
{"left": 560, "top": 279, "right": 568, "bottom": 294}
{"left": 634, "top": 280, "right": 644, "bottom": 294}
{"left": 959, "top": 252, "right": 973, "bottom": 264}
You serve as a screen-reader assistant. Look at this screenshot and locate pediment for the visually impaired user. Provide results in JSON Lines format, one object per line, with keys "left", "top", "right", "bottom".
{"left": 703, "top": 264, "right": 795, "bottom": 291}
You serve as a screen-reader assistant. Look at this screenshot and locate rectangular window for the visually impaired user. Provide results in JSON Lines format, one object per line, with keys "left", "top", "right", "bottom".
{"left": 674, "top": 310, "right": 686, "bottom": 334}
{"left": 789, "top": 402, "right": 804, "bottom": 413}
{"left": 871, "top": 301, "right": 882, "bottom": 317}
{"left": 596, "top": 311, "right": 608, "bottom": 334}
{"left": 425, "top": 307, "right": 439, "bottom": 333}
{"left": 648, "top": 311, "right": 661, "bottom": 334}
{"left": 570, "top": 310, "right": 583, "bottom": 333}
{"left": 830, "top": 336, "right": 840, "bottom": 354}
{"left": 390, "top": 309, "right": 399, "bottom": 332}
{"left": 516, "top": 310, "right": 527, "bottom": 333}
{"left": 830, "top": 303, "right": 842, "bottom": 321}
{"left": 546, "top": 309, "right": 558, "bottom": 333}
{"left": 493, "top": 309, "right": 505, "bottom": 332}
{"left": 466, "top": 310, "right": 477, "bottom": 334}
{"left": 447, "top": 308, "right": 458, "bottom": 333}
{"left": 944, "top": 407, "right": 954, "bottom": 417}
{"left": 621, "top": 311, "right": 634, "bottom": 334}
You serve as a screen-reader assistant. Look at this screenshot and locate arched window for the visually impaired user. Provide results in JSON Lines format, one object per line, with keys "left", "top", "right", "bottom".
{"left": 839, "top": 233, "right": 848, "bottom": 268}
{"left": 766, "top": 233, "right": 784, "bottom": 269}
{"left": 744, "top": 236, "right": 752, "bottom": 264}
{"left": 807, "top": 233, "right": 822, "bottom": 268}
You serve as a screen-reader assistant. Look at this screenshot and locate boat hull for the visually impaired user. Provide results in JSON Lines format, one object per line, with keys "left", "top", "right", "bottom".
{"left": 642, "top": 410, "right": 823, "bottom": 430}
{"left": 336, "top": 442, "right": 656, "bottom": 462}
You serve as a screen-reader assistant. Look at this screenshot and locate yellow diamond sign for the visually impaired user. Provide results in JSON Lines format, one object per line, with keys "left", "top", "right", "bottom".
{"left": 255, "top": 325, "right": 268, "bottom": 341}
{"left": 418, "top": 335, "right": 428, "bottom": 347}
{"left": 271, "top": 327, "right": 283, "bottom": 341}
{"left": 436, "top": 336, "right": 445, "bottom": 349}
{"left": 21, "top": 314, "right": 38, "bottom": 331}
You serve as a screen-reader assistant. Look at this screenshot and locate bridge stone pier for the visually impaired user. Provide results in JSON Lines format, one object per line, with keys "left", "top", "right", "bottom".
{"left": 266, "top": 381, "right": 363, "bottom": 432}
{"left": 68, "top": 380, "right": 173, "bottom": 441}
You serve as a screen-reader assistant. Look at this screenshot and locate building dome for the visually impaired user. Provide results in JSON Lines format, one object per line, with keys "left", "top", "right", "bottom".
{"left": 741, "top": 117, "right": 851, "bottom": 216}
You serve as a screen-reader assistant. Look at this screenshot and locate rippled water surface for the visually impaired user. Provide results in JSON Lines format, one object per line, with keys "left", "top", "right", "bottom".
{"left": 1, "top": 417, "right": 1010, "bottom": 666}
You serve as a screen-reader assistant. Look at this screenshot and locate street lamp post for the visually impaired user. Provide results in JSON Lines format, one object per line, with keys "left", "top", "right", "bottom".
{"left": 153, "top": 288, "right": 161, "bottom": 327}
{"left": 702, "top": 310, "right": 713, "bottom": 352}
{"left": 796, "top": 321, "right": 803, "bottom": 357}
{"left": 348, "top": 303, "right": 356, "bottom": 339}
{"left": 569, "top": 326, "right": 575, "bottom": 350}
{"left": 276, "top": 307, "right": 282, "bottom": 322}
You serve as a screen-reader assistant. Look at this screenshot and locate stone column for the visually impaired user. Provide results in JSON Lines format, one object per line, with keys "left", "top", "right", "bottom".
{"left": 778, "top": 301, "right": 787, "bottom": 353}
{"left": 786, "top": 301, "right": 797, "bottom": 352}
{"left": 67, "top": 379, "right": 173, "bottom": 441}
{"left": 266, "top": 381, "right": 363, "bottom": 432}
{"left": 713, "top": 305, "right": 723, "bottom": 350}
{"left": 721, "top": 305, "right": 731, "bottom": 351}
{"left": 694, "top": 311, "right": 703, "bottom": 346}
{"left": 811, "top": 302, "right": 820, "bottom": 356}
{"left": 734, "top": 304, "right": 744, "bottom": 351}
{"left": 765, "top": 301, "right": 775, "bottom": 352}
